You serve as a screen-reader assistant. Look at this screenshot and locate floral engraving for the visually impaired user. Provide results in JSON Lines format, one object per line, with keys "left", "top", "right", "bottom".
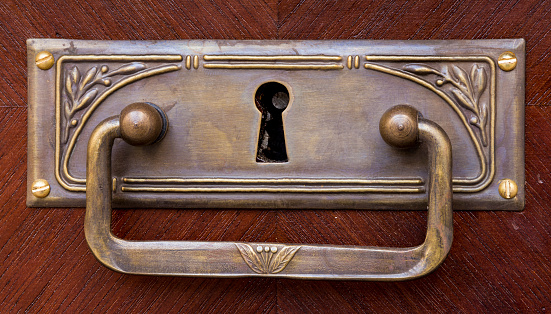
{"left": 403, "top": 63, "right": 489, "bottom": 146}
{"left": 62, "top": 62, "right": 147, "bottom": 143}
{"left": 236, "top": 243, "right": 300, "bottom": 274}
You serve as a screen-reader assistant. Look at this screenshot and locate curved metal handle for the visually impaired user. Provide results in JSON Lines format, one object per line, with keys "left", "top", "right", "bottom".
{"left": 85, "top": 103, "right": 452, "bottom": 280}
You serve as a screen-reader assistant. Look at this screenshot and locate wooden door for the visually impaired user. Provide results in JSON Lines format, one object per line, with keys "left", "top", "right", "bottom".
{"left": 1, "top": 1, "right": 549, "bottom": 312}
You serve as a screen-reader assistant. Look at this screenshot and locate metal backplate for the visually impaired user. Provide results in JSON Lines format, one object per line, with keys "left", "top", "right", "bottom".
{"left": 27, "top": 39, "right": 525, "bottom": 210}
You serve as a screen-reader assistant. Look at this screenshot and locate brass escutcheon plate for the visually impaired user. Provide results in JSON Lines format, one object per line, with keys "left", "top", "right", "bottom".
{"left": 27, "top": 39, "right": 525, "bottom": 210}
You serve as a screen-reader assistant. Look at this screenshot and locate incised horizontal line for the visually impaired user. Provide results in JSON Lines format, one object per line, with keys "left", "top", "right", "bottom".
{"left": 203, "top": 55, "right": 342, "bottom": 62}
{"left": 123, "top": 177, "right": 424, "bottom": 186}
{"left": 203, "top": 63, "right": 343, "bottom": 70}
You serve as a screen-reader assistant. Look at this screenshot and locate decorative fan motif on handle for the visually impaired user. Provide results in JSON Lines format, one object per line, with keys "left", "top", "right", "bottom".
{"left": 236, "top": 243, "right": 300, "bottom": 274}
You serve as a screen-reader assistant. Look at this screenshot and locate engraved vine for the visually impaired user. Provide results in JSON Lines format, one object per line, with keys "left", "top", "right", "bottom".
{"left": 236, "top": 243, "right": 300, "bottom": 274}
{"left": 403, "top": 63, "right": 489, "bottom": 146}
{"left": 62, "top": 62, "right": 147, "bottom": 143}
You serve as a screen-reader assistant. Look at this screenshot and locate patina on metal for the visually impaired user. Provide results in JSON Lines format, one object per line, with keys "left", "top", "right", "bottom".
{"left": 26, "top": 39, "right": 525, "bottom": 210}
{"left": 119, "top": 102, "right": 168, "bottom": 146}
{"left": 85, "top": 103, "right": 452, "bottom": 279}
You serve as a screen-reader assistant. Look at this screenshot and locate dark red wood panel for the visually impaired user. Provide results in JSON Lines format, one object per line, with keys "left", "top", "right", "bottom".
{"left": 0, "top": 0, "right": 549, "bottom": 312}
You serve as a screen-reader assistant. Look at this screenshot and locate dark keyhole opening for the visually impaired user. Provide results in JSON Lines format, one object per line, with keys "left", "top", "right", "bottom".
{"left": 255, "top": 82, "right": 290, "bottom": 163}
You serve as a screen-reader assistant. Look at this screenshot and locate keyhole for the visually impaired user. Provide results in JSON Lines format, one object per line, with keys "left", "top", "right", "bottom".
{"left": 255, "top": 82, "right": 290, "bottom": 163}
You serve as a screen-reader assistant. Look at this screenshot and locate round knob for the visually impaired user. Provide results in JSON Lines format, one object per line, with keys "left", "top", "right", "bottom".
{"left": 379, "top": 105, "right": 420, "bottom": 148}
{"left": 120, "top": 102, "right": 168, "bottom": 146}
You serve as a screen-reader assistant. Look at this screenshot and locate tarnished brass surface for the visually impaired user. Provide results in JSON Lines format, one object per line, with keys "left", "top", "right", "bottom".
{"left": 119, "top": 102, "right": 168, "bottom": 146}
{"left": 85, "top": 104, "right": 452, "bottom": 279}
{"left": 26, "top": 39, "right": 525, "bottom": 210}
{"left": 379, "top": 104, "right": 420, "bottom": 148}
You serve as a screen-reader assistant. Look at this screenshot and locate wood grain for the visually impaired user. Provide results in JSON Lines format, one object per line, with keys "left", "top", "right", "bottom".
{"left": 0, "top": 0, "right": 550, "bottom": 312}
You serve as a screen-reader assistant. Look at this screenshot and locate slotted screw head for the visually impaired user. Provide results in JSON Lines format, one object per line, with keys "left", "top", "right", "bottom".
{"left": 35, "top": 51, "right": 54, "bottom": 70}
{"left": 498, "top": 179, "right": 518, "bottom": 199}
{"left": 498, "top": 51, "right": 517, "bottom": 71}
{"left": 32, "top": 179, "right": 50, "bottom": 198}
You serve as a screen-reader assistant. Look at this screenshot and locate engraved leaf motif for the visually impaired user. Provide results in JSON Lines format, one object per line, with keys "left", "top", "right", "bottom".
{"left": 106, "top": 62, "right": 146, "bottom": 77}
{"left": 451, "top": 65, "right": 469, "bottom": 88}
{"left": 268, "top": 246, "right": 300, "bottom": 274}
{"left": 236, "top": 243, "right": 266, "bottom": 274}
{"left": 470, "top": 64, "right": 487, "bottom": 101}
{"left": 63, "top": 100, "right": 71, "bottom": 120}
{"left": 481, "top": 101, "right": 488, "bottom": 124}
{"left": 79, "top": 66, "right": 98, "bottom": 90}
{"left": 70, "top": 66, "right": 80, "bottom": 84}
{"left": 403, "top": 64, "right": 438, "bottom": 75}
{"left": 74, "top": 89, "right": 98, "bottom": 111}
{"left": 65, "top": 74, "right": 74, "bottom": 100}
{"left": 395, "top": 62, "right": 489, "bottom": 147}
{"left": 451, "top": 88, "right": 475, "bottom": 112}
{"left": 65, "top": 66, "right": 81, "bottom": 102}
{"left": 479, "top": 101, "right": 489, "bottom": 146}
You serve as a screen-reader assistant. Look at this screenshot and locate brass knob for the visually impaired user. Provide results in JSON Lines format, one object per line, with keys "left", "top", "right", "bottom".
{"left": 379, "top": 104, "right": 420, "bottom": 148}
{"left": 120, "top": 102, "right": 168, "bottom": 146}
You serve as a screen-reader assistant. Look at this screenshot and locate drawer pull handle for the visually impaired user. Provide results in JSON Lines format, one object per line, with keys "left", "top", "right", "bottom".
{"left": 85, "top": 103, "right": 453, "bottom": 280}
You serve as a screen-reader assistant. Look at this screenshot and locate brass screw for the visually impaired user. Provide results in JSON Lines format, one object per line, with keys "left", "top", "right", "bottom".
{"left": 498, "top": 179, "right": 518, "bottom": 199}
{"left": 35, "top": 51, "right": 54, "bottom": 70}
{"left": 498, "top": 51, "right": 517, "bottom": 71}
{"left": 32, "top": 179, "right": 50, "bottom": 198}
